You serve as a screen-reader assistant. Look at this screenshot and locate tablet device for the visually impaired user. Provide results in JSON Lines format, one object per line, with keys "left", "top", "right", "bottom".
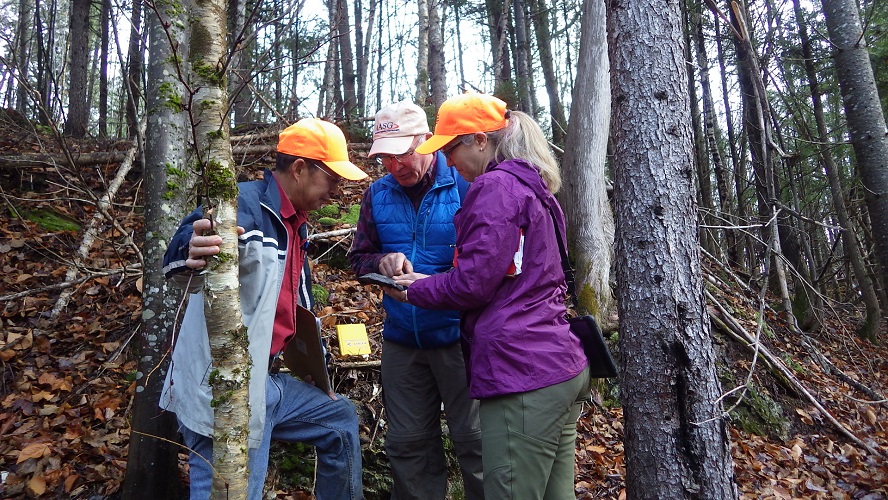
{"left": 357, "top": 272, "right": 406, "bottom": 291}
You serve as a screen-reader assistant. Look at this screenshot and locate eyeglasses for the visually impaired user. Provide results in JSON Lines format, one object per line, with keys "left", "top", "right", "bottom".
{"left": 311, "top": 162, "right": 343, "bottom": 186}
{"left": 441, "top": 139, "right": 463, "bottom": 158}
{"left": 374, "top": 150, "right": 414, "bottom": 166}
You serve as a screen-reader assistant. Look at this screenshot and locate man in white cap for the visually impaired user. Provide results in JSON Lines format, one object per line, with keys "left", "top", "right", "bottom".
{"left": 349, "top": 101, "right": 482, "bottom": 499}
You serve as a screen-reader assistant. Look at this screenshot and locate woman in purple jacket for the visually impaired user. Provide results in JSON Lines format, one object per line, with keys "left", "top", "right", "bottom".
{"left": 391, "top": 93, "right": 591, "bottom": 500}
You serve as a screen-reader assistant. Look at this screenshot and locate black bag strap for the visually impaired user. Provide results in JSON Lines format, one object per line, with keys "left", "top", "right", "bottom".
{"left": 498, "top": 168, "right": 577, "bottom": 303}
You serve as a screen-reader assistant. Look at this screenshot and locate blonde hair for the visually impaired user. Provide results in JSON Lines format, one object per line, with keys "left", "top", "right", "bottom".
{"left": 486, "top": 111, "right": 561, "bottom": 194}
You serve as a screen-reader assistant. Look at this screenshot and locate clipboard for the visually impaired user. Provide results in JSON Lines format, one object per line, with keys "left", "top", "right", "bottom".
{"left": 281, "top": 305, "right": 332, "bottom": 394}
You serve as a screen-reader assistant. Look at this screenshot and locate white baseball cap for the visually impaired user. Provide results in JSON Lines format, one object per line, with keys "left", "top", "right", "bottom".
{"left": 369, "top": 100, "right": 431, "bottom": 157}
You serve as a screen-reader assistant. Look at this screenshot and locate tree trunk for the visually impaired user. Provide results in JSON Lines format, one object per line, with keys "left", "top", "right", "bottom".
{"left": 453, "top": 2, "right": 466, "bottom": 91}
{"left": 126, "top": 0, "right": 143, "bottom": 138}
{"left": 797, "top": 0, "right": 882, "bottom": 339}
{"left": 98, "top": 0, "right": 110, "bottom": 137}
{"left": 531, "top": 0, "right": 566, "bottom": 147}
{"left": 511, "top": 0, "right": 532, "bottom": 114}
{"left": 713, "top": 12, "right": 749, "bottom": 272}
{"left": 188, "top": 0, "right": 250, "bottom": 493}
{"left": 356, "top": 0, "right": 374, "bottom": 114}
{"left": 64, "top": 0, "right": 90, "bottom": 138}
{"left": 15, "top": 0, "right": 34, "bottom": 116}
{"left": 560, "top": 0, "right": 614, "bottom": 328}
{"left": 608, "top": 1, "right": 737, "bottom": 497}
{"left": 121, "top": 1, "right": 190, "bottom": 496}
{"left": 693, "top": 4, "right": 736, "bottom": 264}
{"left": 375, "top": 4, "right": 383, "bottom": 111}
{"left": 415, "top": 0, "right": 430, "bottom": 106}
{"left": 336, "top": 0, "right": 357, "bottom": 116}
{"left": 428, "top": 0, "right": 447, "bottom": 109}
{"left": 486, "top": 0, "right": 512, "bottom": 100}
{"left": 320, "top": 0, "right": 337, "bottom": 118}
{"left": 228, "top": 0, "right": 251, "bottom": 127}
{"left": 820, "top": 0, "right": 888, "bottom": 297}
{"left": 728, "top": 1, "right": 796, "bottom": 320}
{"left": 683, "top": 0, "right": 715, "bottom": 256}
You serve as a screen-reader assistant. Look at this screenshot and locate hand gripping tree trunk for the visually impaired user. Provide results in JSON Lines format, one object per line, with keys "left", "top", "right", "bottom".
{"left": 608, "top": 1, "right": 737, "bottom": 497}
{"left": 820, "top": 0, "right": 888, "bottom": 306}
{"left": 188, "top": 0, "right": 250, "bottom": 495}
{"left": 560, "top": 0, "right": 614, "bottom": 327}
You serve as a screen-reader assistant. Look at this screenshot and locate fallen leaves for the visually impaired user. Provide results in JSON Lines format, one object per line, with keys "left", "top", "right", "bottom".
{"left": 16, "top": 443, "right": 51, "bottom": 464}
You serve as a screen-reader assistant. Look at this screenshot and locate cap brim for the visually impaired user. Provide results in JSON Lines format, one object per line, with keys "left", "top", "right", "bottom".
{"left": 323, "top": 160, "right": 369, "bottom": 181}
{"left": 369, "top": 136, "right": 416, "bottom": 157}
{"left": 414, "top": 134, "right": 456, "bottom": 155}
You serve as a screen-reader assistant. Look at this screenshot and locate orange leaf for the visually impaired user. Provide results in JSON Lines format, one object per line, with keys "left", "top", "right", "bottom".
{"left": 865, "top": 408, "right": 877, "bottom": 426}
{"left": 64, "top": 474, "right": 79, "bottom": 493}
{"left": 31, "top": 390, "right": 54, "bottom": 402}
{"left": 795, "top": 408, "right": 813, "bottom": 425}
{"left": 27, "top": 473, "right": 47, "bottom": 496}
{"left": 17, "top": 442, "right": 51, "bottom": 463}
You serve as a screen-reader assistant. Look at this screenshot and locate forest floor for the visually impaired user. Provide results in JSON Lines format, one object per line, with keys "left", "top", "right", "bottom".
{"left": 0, "top": 111, "right": 886, "bottom": 499}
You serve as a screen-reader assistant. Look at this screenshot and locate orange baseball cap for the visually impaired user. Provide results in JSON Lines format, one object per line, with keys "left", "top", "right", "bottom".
{"left": 277, "top": 118, "right": 368, "bottom": 181}
{"left": 415, "top": 93, "right": 508, "bottom": 155}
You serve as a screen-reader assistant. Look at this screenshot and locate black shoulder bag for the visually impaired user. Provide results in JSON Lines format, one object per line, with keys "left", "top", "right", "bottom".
{"left": 502, "top": 168, "right": 617, "bottom": 378}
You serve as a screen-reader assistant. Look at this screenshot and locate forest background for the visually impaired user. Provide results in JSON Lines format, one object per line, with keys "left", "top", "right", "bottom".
{"left": 0, "top": 0, "right": 887, "bottom": 498}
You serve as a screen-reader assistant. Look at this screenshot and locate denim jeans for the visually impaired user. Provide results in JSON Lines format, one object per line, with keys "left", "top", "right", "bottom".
{"left": 180, "top": 373, "right": 363, "bottom": 499}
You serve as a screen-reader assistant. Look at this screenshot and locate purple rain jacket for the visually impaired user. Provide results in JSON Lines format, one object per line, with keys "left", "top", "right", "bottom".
{"left": 406, "top": 158, "right": 588, "bottom": 399}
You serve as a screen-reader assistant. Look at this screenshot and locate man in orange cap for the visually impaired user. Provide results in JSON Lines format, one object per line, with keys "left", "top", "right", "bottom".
{"left": 161, "top": 118, "right": 368, "bottom": 499}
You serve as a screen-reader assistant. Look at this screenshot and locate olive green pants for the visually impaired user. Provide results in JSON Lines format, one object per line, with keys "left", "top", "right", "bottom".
{"left": 479, "top": 366, "right": 591, "bottom": 500}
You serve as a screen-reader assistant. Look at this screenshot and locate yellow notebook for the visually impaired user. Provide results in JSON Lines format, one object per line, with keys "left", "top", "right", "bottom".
{"left": 337, "top": 324, "right": 371, "bottom": 356}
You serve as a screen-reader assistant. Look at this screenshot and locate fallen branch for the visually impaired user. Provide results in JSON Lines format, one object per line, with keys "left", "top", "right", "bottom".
{"left": 308, "top": 228, "right": 356, "bottom": 240}
{"left": 333, "top": 360, "right": 381, "bottom": 369}
{"left": 0, "top": 143, "right": 374, "bottom": 170}
{"left": 799, "top": 334, "right": 888, "bottom": 411}
{"left": 49, "top": 126, "right": 143, "bottom": 319}
{"left": 706, "top": 289, "right": 883, "bottom": 458}
{"left": 0, "top": 266, "right": 141, "bottom": 302}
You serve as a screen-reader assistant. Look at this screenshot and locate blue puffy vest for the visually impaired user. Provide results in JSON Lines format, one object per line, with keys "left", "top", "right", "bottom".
{"left": 371, "top": 154, "right": 468, "bottom": 349}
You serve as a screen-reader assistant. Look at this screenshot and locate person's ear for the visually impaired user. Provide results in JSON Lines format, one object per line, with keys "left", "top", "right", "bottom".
{"left": 291, "top": 158, "right": 310, "bottom": 180}
{"left": 474, "top": 132, "right": 488, "bottom": 148}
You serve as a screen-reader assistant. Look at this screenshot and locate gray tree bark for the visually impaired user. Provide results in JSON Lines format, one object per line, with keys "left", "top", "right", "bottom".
{"left": 560, "top": 0, "right": 614, "bottom": 328}
{"left": 63, "top": 0, "right": 90, "bottom": 138}
{"left": 728, "top": 2, "right": 797, "bottom": 320}
{"left": 428, "top": 0, "right": 447, "bottom": 109}
{"left": 530, "top": 0, "right": 566, "bottom": 147}
{"left": 511, "top": 0, "right": 532, "bottom": 114}
{"left": 800, "top": 0, "right": 882, "bottom": 339}
{"left": 125, "top": 0, "right": 143, "bottom": 138}
{"left": 608, "top": 1, "right": 737, "bottom": 497}
{"left": 98, "top": 0, "right": 110, "bottom": 136}
{"left": 693, "top": 5, "right": 736, "bottom": 264}
{"left": 228, "top": 0, "right": 251, "bottom": 127}
{"left": 14, "top": 0, "right": 33, "bottom": 116}
{"left": 415, "top": 0, "right": 430, "bottom": 106}
{"left": 121, "top": 1, "right": 190, "bottom": 496}
{"left": 682, "top": 0, "right": 715, "bottom": 256}
{"left": 820, "top": 0, "right": 888, "bottom": 299}
{"left": 486, "top": 0, "right": 512, "bottom": 98}
{"left": 336, "top": 0, "right": 358, "bottom": 116}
